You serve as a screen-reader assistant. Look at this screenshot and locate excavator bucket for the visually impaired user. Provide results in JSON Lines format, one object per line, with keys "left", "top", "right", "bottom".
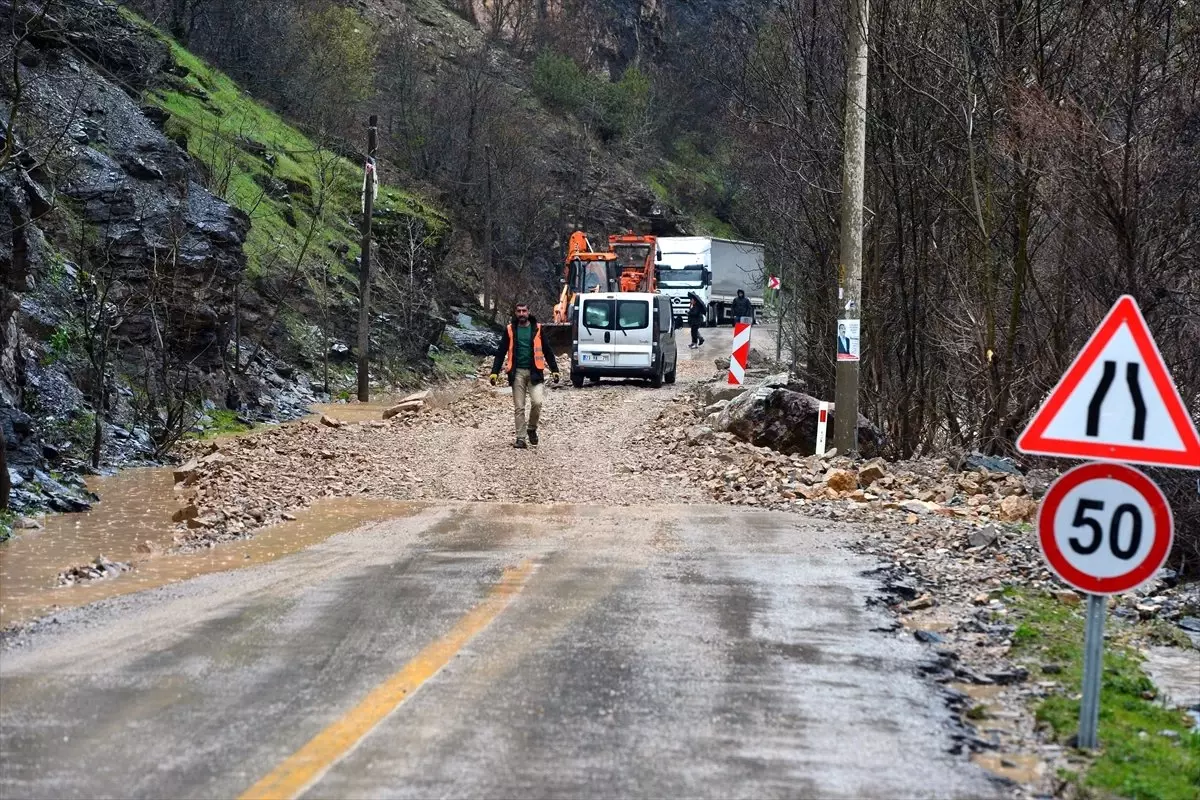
{"left": 540, "top": 321, "right": 573, "bottom": 355}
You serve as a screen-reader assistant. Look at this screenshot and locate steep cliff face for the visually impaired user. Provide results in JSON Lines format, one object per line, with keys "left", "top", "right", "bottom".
{"left": 2, "top": 0, "right": 373, "bottom": 514}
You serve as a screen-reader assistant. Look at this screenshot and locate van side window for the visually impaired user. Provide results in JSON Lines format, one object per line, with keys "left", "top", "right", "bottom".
{"left": 616, "top": 300, "right": 649, "bottom": 330}
{"left": 583, "top": 300, "right": 613, "bottom": 329}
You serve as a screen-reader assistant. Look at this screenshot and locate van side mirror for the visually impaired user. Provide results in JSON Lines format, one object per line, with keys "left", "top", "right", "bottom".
{"left": 703, "top": 269, "right": 713, "bottom": 285}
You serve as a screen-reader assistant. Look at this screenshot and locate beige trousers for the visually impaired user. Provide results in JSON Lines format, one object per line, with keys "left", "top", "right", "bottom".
{"left": 511, "top": 369, "right": 544, "bottom": 440}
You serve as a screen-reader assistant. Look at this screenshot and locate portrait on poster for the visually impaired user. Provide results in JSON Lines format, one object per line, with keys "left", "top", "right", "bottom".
{"left": 836, "top": 319, "right": 860, "bottom": 362}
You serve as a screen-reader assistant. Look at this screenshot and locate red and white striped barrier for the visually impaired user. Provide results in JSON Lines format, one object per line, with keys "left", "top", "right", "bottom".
{"left": 727, "top": 321, "right": 752, "bottom": 385}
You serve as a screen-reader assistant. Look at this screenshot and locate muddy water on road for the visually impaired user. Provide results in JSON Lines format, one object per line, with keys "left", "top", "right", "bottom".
{"left": 0, "top": 466, "right": 415, "bottom": 628}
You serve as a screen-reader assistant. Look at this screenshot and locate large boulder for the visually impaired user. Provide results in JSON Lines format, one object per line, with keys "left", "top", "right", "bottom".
{"left": 445, "top": 325, "right": 500, "bottom": 356}
{"left": 715, "top": 386, "right": 882, "bottom": 457}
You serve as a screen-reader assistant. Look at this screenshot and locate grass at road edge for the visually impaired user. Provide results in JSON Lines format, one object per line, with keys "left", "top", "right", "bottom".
{"left": 1003, "top": 588, "right": 1200, "bottom": 800}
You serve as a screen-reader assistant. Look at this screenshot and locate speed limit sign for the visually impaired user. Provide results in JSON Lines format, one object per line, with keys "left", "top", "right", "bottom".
{"left": 1038, "top": 462, "right": 1174, "bottom": 595}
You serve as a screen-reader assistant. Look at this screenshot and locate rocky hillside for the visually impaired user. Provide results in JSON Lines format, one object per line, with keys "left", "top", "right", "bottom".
{"left": 0, "top": 0, "right": 463, "bottom": 518}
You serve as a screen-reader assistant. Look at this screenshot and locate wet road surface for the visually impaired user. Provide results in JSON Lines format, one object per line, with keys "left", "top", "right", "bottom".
{"left": 0, "top": 503, "right": 1003, "bottom": 799}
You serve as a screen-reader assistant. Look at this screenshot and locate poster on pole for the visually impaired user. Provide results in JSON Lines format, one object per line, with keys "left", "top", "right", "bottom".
{"left": 836, "top": 319, "right": 860, "bottom": 362}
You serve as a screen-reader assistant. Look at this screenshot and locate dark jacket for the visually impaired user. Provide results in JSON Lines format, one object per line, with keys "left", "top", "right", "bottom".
{"left": 687, "top": 295, "right": 706, "bottom": 324}
{"left": 491, "top": 316, "right": 559, "bottom": 385}
{"left": 731, "top": 295, "right": 753, "bottom": 319}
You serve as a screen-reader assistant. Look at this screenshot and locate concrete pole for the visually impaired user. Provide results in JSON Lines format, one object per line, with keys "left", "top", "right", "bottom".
{"left": 356, "top": 115, "right": 378, "bottom": 402}
{"left": 833, "top": 0, "right": 869, "bottom": 454}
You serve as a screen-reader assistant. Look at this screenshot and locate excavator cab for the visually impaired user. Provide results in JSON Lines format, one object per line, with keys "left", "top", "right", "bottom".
{"left": 544, "top": 232, "right": 621, "bottom": 352}
{"left": 608, "top": 234, "right": 658, "bottom": 294}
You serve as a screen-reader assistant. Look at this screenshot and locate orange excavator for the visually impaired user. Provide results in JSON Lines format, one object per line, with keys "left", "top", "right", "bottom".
{"left": 541, "top": 231, "right": 622, "bottom": 351}
{"left": 608, "top": 232, "right": 658, "bottom": 293}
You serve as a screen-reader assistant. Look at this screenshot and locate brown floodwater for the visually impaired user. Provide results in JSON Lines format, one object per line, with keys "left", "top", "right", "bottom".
{"left": 0, "top": 466, "right": 415, "bottom": 628}
{"left": 970, "top": 752, "right": 1044, "bottom": 785}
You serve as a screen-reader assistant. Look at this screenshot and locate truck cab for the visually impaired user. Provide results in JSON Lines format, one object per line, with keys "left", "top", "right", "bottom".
{"left": 569, "top": 292, "right": 678, "bottom": 388}
{"left": 654, "top": 237, "right": 713, "bottom": 326}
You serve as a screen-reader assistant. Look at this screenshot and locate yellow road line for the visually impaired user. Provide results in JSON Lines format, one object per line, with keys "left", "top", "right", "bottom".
{"left": 239, "top": 560, "right": 536, "bottom": 800}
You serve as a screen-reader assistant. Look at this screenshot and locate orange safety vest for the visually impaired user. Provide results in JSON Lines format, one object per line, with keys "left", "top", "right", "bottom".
{"left": 504, "top": 323, "right": 547, "bottom": 373}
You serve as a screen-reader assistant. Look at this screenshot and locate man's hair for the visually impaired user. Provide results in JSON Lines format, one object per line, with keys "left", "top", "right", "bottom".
{"left": 737, "top": 289, "right": 745, "bottom": 296}
{"left": 515, "top": 303, "right": 529, "bottom": 310}
{"left": 839, "top": 324, "right": 847, "bottom": 334}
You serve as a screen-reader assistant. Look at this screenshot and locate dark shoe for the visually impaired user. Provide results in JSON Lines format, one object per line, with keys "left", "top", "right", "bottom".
{"left": 514, "top": 439, "right": 527, "bottom": 449}
{"left": 527, "top": 429, "right": 539, "bottom": 445}
{"left": 699, "top": 337, "right": 706, "bottom": 345}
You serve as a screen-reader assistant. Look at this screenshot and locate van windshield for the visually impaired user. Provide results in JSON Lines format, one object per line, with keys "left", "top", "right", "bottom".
{"left": 580, "top": 299, "right": 649, "bottom": 330}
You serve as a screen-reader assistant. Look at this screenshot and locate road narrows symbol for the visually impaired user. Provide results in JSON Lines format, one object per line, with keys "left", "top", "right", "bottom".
{"left": 1085, "top": 361, "right": 1116, "bottom": 437}
{"left": 1085, "top": 361, "right": 1147, "bottom": 441}
{"left": 1125, "top": 363, "right": 1146, "bottom": 441}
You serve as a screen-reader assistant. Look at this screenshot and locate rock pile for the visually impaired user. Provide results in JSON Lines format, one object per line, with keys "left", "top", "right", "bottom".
{"left": 638, "top": 394, "right": 1040, "bottom": 527}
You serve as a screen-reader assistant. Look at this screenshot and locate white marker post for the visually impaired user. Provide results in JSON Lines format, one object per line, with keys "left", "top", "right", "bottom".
{"left": 815, "top": 401, "right": 830, "bottom": 456}
{"left": 1019, "top": 295, "right": 1198, "bottom": 749}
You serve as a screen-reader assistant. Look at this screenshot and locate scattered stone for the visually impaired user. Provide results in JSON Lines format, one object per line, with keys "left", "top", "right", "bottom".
{"left": 998, "top": 495, "right": 1037, "bottom": 522}
{"left": 914, "top": 629, "right": 944, "bottom": 644}
{"left": 382, "top": 400, "right": 424, "bottom": 420}
{"left": 825, "top": 469, "right": 858, "bottom": 494}
{"left": 319, "top": 414, "right": 344, "bottom": 429}
{"left": 57, "top": 555, "right": 132, "bottom": 586}
{"left": 968, "top": 525, "right": 999, "bottom": 549}
{"left": 1177, "top": 617, "right": 1200, "bottom": 633}
{"left": 173, "top": 459, "right": 200, "bottom": 483}
{"left": 858, "top": 459, "right": 888, "bottom": 486}
{"left": 171, "top": 504, "right": 199, "bottom": 523}
{"left": 13, "top": 516, "right": 43, "bottom": 530}
{"left": 686, "top": 426, "right": 716, "bottom": 446}
{"left": 1054, "top": 590, "right": 1082, "bottom": 606}
{"left": 986, "top": 668, "right": 1030, "bottom": 685}
{"left": 905, "top": 594, "right": 935, "bottom": 611}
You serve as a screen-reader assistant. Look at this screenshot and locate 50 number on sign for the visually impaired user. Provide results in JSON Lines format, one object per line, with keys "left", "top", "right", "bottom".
{"left": 1037, "top": 463, "right": 1173, "bottom": 596}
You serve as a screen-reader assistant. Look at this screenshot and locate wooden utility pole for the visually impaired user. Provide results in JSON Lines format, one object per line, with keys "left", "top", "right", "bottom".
{"left": 833, "top": 0, "right": 869, "bottom": 454}
{"left": 483, "top": 143, "right": 494, "bottom": 320}
{"left": 356, "top": 114, "right": 378, "bottom": 402}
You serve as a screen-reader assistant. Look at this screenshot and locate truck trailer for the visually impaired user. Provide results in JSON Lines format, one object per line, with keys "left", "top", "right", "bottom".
{"left": 655, "top": 236, "right": 766, "bottom": 326}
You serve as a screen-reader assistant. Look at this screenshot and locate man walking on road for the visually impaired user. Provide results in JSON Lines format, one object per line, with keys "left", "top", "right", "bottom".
{"left": 731, "top": 289, "right": 754, "bottom": 325}
{"left": 490, "top": 303, "right": 560, "bottom": 449}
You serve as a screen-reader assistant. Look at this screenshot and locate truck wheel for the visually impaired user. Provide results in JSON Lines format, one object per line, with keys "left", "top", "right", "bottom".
{"left": 571, "top": 370, "right": 584, "bottom": 388}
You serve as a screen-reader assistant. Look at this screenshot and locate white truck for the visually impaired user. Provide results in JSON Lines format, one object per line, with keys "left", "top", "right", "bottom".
{"left": 654, "top": 236, "right": 766, "bottom": 326}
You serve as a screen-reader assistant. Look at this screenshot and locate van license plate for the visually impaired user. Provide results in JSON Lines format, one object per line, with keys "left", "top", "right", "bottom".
{"left": 581, "top": 352, "right": 609, "bottom": 363}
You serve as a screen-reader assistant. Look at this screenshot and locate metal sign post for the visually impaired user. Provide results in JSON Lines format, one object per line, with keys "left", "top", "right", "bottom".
{"left": 1078, "top": 594, "right": 1106, "bottom": 748}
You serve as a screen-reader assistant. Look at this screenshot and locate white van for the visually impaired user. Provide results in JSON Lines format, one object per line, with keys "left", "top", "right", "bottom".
{"left": 569, "top": 292, "right": 678, "bottom": 388}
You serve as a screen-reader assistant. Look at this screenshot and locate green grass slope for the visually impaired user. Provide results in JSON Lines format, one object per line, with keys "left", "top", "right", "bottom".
{"left": 125, "top": 11, "right": 446, "bottom": 284}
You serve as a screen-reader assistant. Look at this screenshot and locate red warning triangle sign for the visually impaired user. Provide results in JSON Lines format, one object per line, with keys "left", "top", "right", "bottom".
{"left": 1017, "top": 295, "right": 1200, "bottom": 469}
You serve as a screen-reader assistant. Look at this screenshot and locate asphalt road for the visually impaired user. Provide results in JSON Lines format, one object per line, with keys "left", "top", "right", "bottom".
{"left": 0, "top": 502, "right": 1003, "bottom": 799}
